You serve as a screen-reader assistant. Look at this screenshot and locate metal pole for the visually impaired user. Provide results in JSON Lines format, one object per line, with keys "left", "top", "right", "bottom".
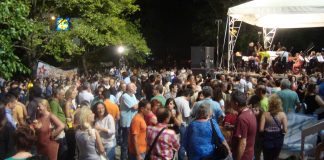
{"left": 215, "top": 19, "right": 222, "bottom": 69}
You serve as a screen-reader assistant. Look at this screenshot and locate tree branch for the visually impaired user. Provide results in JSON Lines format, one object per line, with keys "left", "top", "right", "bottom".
{"left": 13, "top": 45, "right": 32, "bottom": 51}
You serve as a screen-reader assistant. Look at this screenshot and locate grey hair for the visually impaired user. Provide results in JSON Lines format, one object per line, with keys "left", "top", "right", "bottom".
{"left": 281, "top": 79, "right": 291, "bottom": 89}
{"left": 196, "top": 103, "right": 211, "bottom": 119}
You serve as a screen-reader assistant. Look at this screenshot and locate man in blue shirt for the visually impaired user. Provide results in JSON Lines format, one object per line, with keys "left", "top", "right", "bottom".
{"left": 191, "top": 86, "right": 224, "bottom": 122}
{"left": 119, "top": 83, "right": 138, "bottom": 160}
{"left": 3, "top": 94, "right": 17, "bottom": 129}
{"left": 277, "top": 79, "right": 301, "bottom": 113}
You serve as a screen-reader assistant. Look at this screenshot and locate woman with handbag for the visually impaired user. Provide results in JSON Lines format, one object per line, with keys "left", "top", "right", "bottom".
{"left": 184, "top": 103, "right": 231, "bottom": 160}
{"left": 260, "top": 94, "right": 288, "bottom": 160}
{"left": 35, "top": 99, "right": 65, "bottom": 160}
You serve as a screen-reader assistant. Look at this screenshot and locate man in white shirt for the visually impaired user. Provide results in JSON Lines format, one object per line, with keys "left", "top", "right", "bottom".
{"left": 174, "top": 88, "right": 193, "bottom": 160}
{"left": 78, "top": 82, "right": 94, "bottom": 104}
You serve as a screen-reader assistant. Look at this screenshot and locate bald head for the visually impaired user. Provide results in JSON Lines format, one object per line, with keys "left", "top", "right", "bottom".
{"left": 126, "top": 83, "right": 137, "bottom": 94}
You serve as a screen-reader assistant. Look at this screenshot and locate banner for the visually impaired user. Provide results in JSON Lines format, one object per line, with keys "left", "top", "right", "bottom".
{"left": 36, "top": 61, "right": 77, "bottom": 78}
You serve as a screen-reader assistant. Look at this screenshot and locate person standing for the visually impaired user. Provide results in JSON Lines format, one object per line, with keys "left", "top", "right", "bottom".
{"left": 120, "top": 83, "right": 138, "bottom": 160}
{"left": 276, "top": 79, "right": 301, "bottom": 113}
{"left": 151, "top": 84, "right": 166, "bottom": 106}
{"left": 128, "top": 100, "right": 151, "bottom": 160}
{"left": 92, "top": 102, "right": 116, "bottom": 160}
{"left": 231, "top": 91, "right": 257, "bottom": 160}
{"left": 50, "top": 87, "right": 68, "bottom": 160}
{"left": 35, "top": 99, "right": 65, "bottom": 160}
{"left": 174, "top": 88, "right": 193, "bottom": 160}
{"left": 147, "top": 107, "right": 180, "bottom": 159}
{"left": 260, "top": 94, "right": 288, "bottom": 160}
{"left": 184, "top": 104, "right": 230, "bottom": 160}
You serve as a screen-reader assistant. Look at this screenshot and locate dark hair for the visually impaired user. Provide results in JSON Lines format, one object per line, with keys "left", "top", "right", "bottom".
{"left": 130, "top": 75, "right": 137, "bottom": 83}
{"left": 92, "top": 101, "right": 108, "bottom": 119}
{"left": 169, "top": 83, "right": 176, "bottom": 91}
{"left": 13, "top": 126, "right": 36, "bottom": 151}
{"left": 2, "top": 94, "right": 16, "bottom": 106}
{"left": 154, "top": 84, "right": 164, "bottom": 94}
{"left": 30, "top": 85, "right": 43, "bottom": 99}
{"left": 181, "top": 88, "right": 193, "bottom": 97}
{"left": 138, "top": 99, "right": 150, "bottom": 110}
{"left": 213, "top": 87, "right": 223, "bottom": 101}
{"left": 8, "top": 87, "right": 20, "bottom": 99}
{"left": 202, "top": 86, "right": 213, "bottom": 98}
{"left": 156, "top": 107, "right": 170, "bottom": 123}
{"left": 306, "top": 83, "right": 317, "bottom": 96}
{"left": 102, "top": 89, "right": 111, "bottom": 99}
{"left": 149, "top": 75, "right": 156, "bottom": 83}
{"left": 231, "top": 90, "right": 247, "bottom": 107}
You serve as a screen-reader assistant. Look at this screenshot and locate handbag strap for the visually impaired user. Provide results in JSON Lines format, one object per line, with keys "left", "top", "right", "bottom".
{"left": 145, "top": 127, "right": 166, "bottom": 159}
{"left": 209, "top": 119, "right": 221, "bottom": 145}
{"left": 271, "top": 114, "right": 283, "bottom": 133}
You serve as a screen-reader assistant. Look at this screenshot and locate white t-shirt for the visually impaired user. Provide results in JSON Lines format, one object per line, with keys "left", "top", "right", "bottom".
{"left": 95, "top": 114, "right": 116, "bottom": 147}
{"left": 175, "top": 96, "right": 191, "bottom": 125}
{"left": 78, "top": 90, "right": 94, "bottom": 104}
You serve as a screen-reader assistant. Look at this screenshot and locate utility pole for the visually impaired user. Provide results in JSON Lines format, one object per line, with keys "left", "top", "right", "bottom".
{"left": 215, "top": 19, "right": 222, "bottom": 68}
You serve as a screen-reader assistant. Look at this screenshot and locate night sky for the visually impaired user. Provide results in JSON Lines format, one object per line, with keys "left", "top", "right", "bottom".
{"left": 137, "top": 0, "right": 324, "bottom": 68}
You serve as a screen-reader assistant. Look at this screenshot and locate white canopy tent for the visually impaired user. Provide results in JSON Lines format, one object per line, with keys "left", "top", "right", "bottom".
{"left": 225, "top": 0, "right": 324, "bottom": 71}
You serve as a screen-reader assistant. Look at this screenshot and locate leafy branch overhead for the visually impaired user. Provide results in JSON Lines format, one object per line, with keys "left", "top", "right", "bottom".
{"left": 0, "top": 0, "right": 150, "bottom": 79}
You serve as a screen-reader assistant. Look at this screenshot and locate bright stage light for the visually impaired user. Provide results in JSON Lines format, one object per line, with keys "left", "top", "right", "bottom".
{"left": 117, "top": 46, "right": 125, "bottom": 54}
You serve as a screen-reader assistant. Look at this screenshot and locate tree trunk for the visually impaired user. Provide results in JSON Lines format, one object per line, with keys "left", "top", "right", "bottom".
{"left": 82, "top": 53, "right": 88, "bottom": 76}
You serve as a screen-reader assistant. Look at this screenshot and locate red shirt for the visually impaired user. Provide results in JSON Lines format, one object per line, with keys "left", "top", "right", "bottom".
{"left": 231, "top": 109, "right": 257, "bottom": 160}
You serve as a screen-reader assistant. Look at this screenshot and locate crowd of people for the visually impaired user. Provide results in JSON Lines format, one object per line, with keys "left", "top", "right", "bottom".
{"left": 1, "top": 67, "right": 324, "bottom": 160}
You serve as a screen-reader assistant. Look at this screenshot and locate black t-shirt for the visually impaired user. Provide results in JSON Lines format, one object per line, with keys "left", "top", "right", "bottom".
{"left": 144, "top": 82, "right": 154, "bottom": 100}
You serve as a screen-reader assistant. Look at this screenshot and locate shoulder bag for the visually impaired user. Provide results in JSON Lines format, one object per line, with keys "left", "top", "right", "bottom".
{"left": 204, "top": 119, "right": 229, "bottom": 160}
{"left": 144, "top": 128, "right": 166, "bottom": 160}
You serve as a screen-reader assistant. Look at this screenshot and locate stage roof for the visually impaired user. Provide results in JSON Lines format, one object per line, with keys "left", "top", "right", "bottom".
{"left": 227, "top": 0, "right": 324, "bottom": 28}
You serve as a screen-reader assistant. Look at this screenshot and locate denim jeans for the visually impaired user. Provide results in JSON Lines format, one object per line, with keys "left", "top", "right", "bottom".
{"left": 57, "top": 137, "right": 68, "bottom": 160}
{"left": 120, "top": 127, "right": 129, "bottom": 160}
{"left": 105, "top": 144, "right": 116, "bottom": 160}
{"left": 178, "top": 124, "right": 187, "bottom": 160}
{"left": 129, "top": 152, "right": 146, "bottom": 160}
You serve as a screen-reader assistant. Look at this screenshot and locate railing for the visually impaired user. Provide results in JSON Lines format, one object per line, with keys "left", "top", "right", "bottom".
{"left": 301, "top": 120, "right": 324, "bottom": 157}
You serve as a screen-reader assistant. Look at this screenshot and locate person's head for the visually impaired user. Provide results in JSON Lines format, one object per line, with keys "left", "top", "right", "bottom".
{"left": 256, "top": 84, "right": 266, "bottom": 97}
{"left": 306, "top": 83, "right": 317, "bottom": 95}
{"left": 126, "top": 83, "right": 137, "bottom": 94}
{"left": 150, "top": 99, "right": 162, "bottom": 114}
{"left": 74, "top": 107, "right": 95, "bottom": 130}
{"left": 65, "top": 86, "right": 78, "bottom": 100}
{"left": 153, "top": 84, "right": 163, "bottom": 96}
{"left": 3, "top": 94, "right": 16, "bottom": 109}
{"left": 268, "top": 94, "right": 283, "bottom": 115}
{"left": 109, "top": 78, "right": 115, "bottom": 87}
{"left": 29, "top": 85, "right": 43, "bottom": 99}
{"left": 196, "top": 103, "right": 211, "bottom": 119}
{"left": 165, "top": 98, "right": 177, "bottom": 110}
{"left": 213, "top": 87, "right": 223, "bottom": 101}
{"left": 8, "top": 88, "right": 20, "bottom": 101}
{"left": 119, "top": 82, "right": 127, "bottom": 92}
{"left": 138, "top": 99, "right": 151, "bottom": 116}
{"left": 130, "top": 75, "right": 137, "bottom": 84}
{"left": 230, "top": 90, "right": 247, "bottom": 111}
{"left": 196, "top": 91, "right": 205, "bottom": 101}
{"left": 149, "top": 74, "right": 156, "bottom": 83}
{"left": 92, "top": 101, "right": 108, "bottom": 119}
{"left": 280, "top": 79, "right": 291, "bottom": 90}
{"left": 156, "top": 107, "right": 171, "bottom": 124}
{"left": 37, "top": 99, "right": 51, "bottom": 115}
{"left": 202, "top": 86, "right": 213, "bottom": 98}
{"left": 12, "top": 126, "right": 36, "bottom": 152}
{"left": 181, "top": 88, "right": 194, "bottom": 99}
{"left": 82, "top": 82, "right": 91, "bottom": 91}
{"left": 53, "top": 87, "right": 65, "bottom": 101}
{"left": 102, "top": 89, "right": 111, "bottom": 100}
{"left": 96, "top": 85, "right": 105, "bottom": 97}
{"left": 169, "top": 83, "right": 178, "bottom": 93}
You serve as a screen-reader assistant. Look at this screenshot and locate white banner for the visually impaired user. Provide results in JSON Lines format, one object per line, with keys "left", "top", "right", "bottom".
{"left": 36, "top": 61, "right": 77, "bottom": 78}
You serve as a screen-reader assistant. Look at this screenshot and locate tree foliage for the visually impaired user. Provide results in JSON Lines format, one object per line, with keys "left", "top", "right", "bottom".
{"left": 0, "top": 0, "right": 150, "bottom": 79}
{"left": 0, "top": 0, "right": 31, "bottom": 79}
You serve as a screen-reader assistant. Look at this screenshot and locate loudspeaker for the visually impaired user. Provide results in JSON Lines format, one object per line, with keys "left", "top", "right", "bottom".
{"left": 191, "top": 47, "right": 214, "bottom": 69}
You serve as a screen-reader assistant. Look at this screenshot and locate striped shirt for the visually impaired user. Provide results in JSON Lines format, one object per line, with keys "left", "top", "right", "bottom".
{"left": 147, "top": 123, "right": 180, "bottom": 160}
